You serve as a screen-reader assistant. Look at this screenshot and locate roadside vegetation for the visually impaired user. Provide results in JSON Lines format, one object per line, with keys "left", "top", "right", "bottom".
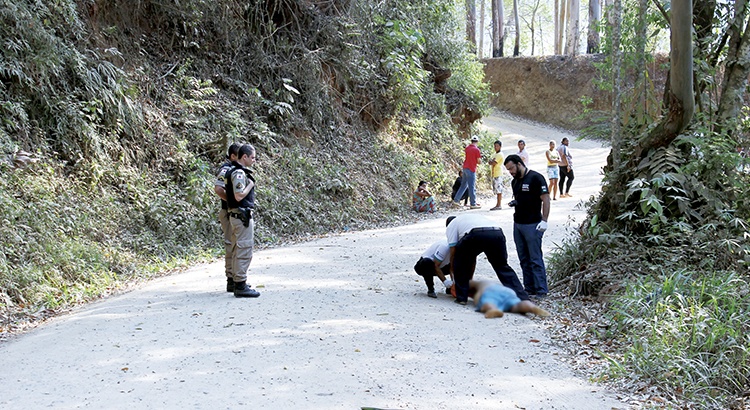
{"left": 0, "top": 0, "right": 489, "bottom": 331}
{"left": 549, "top": 0, "right": 750, "bottom": 407}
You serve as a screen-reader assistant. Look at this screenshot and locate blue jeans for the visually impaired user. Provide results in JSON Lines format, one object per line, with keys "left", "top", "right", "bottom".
{"left": 453, "top": 168, "right": 477, "bottom": 206}
{"left": 513, "top": 223, "right": 548, "bottom": 295}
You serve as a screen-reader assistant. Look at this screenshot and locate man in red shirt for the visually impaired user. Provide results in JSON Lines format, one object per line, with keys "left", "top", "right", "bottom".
{"left": 452, "top": 135, "right": 482, "bottom": 209}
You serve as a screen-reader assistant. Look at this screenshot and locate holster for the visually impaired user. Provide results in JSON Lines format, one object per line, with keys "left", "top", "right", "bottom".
{"left": 238, "top": 207, "right": 252, "bottom": 227}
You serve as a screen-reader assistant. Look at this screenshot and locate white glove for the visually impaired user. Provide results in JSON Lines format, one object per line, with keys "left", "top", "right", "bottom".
{"left": 443, "top": 279, "right": 454, "bottom": 288}
{"left": 536, "top": 221, "right": 548, "bottom": 232}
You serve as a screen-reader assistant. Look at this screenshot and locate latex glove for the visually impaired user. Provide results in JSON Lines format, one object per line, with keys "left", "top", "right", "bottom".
{"left": 443, "top": 279, "right": 454, "bottom": 288}
{"left": 536, "top": 220, "right": 548, "bottom": 232}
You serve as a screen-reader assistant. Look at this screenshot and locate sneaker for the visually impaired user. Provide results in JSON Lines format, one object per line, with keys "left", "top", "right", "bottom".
{"left": 427, "top": 290, "right": 437, "bottom": 298}
{"left": 490, "top": 206, "right": 502, "bottom": 211}
{"left": 469, "top": 204, "right": 481, "bottom": 209}
{"left": 454, "top": 298, "right": 467, "bottom": 305}
{"left": 450, "top": 201, "right": 462, "bottom": 209}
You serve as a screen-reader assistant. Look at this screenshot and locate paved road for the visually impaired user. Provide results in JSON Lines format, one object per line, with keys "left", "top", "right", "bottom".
{"left": 0, "top": 111, "right": 623, "bottom": 410}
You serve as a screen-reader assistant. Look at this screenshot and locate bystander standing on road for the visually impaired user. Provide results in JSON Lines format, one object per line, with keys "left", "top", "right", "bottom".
{"left": 517, "top": 139, "right": 530, "bottom": 169}
{"left": 545, "top": 140, "right": 561, "bottom": 200}
{"left": 488, "top": 140, "right": 511, "bottom": 210}
{"left": 504, "top": 154, "right": 551, "bottom": 299}
{"left": 452, "top": 135, "right": 482, "bottom": 209}
{"left": 558, "top": 137, "right": 574, "bottom": 198}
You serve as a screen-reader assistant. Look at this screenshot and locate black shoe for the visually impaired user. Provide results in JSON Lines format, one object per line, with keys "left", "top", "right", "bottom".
{"left": 427, "top": 290, "right": 437, "bottom": 298}
{"left": 226, "top": 278, "right": 235, "bottom": 292}
{"left": 446, "top": 287, "right": 452, "bottom": 295}
{"left": 233, "top": 281, "right": 260, "bottom": 298}
{"left": 454, "top": 298, "right": 467, "bottom": 305}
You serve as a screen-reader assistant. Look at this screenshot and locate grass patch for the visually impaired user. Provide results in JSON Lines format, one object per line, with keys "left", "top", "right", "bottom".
{"left": 604, "top": 270, "right": 750, "bottom": 407}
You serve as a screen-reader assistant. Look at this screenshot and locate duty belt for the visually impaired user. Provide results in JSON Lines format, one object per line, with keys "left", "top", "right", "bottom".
{"left": 469, "top": 227, "right": 502, "bottom": 233}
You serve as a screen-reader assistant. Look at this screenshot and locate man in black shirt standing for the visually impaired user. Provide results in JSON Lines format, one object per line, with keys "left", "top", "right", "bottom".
{"left": 504, "top": 154, "right": 551, "bottom": 298}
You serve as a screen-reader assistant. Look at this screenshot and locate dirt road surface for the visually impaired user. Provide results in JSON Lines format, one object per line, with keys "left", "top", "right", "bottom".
{"left": 0, "top": 111, "right": 624, "bottom": 409}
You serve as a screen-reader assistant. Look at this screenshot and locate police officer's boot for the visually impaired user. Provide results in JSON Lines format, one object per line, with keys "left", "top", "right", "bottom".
{"left": 226, "top": 278, "right": 235, "bottom": 293}
{"left": 234, "top": 281, "right": 260, "bottom": 298}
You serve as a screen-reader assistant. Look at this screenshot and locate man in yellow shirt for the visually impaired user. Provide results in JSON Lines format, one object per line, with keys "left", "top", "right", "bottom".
{"left": 488, "top": 140, "right": 511, "bottom": 210}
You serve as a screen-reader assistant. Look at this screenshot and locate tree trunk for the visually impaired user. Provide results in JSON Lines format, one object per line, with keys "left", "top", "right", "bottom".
{"left": 479, "top": 0, "right": 485, "bottom": 58}
{"left": 610, "top": 0, "right": 623, "bottom": 171}
{"left": 597, "top": 0, "right": 694, "bottom": 224}
{"left": 587, "top": 0, "right": 600, "bottom": 53}
{"left": 513, "top": 0, "right": 520, "bottom": 56}
{"left": 492, "top": 0, "right": 505, "bottom": 57}
{"left": 467, "top": 0, "right": 477, "bottom": 53}
{"left": 717, "top": 0, "right": 750, "bottom": 133}
{"left": 565, "top": 0, "right": 579, "bottom": 55}
{"left": 555, "top": 0, "right": 565, "bottom": 54}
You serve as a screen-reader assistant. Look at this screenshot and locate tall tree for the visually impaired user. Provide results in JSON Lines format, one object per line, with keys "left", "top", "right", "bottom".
{"left": 479, "top": 0, "right": 486, "bottom": 58}
{"left": 492, "top": 0, "right": 505, "bottom": 56}
{"left": 467, "top": 0, "right": 477, "bottom": 53}
{"left": 587, "top": 0, "right": 601, "bottom": 53}
{"left": 597, "top": 0, "right": 695, "bottom": 223}
{"left": 556, "top": 0, "right": 566, "bottom": 54}
{"left": 610, "top": 0, "right": 623, "bottom": 170}
{"left": 513, "top": 0, "right": 521, "bottom": 55}
{"left": 565, "top": 0, "right": 580, "bottom": 55}
{"left": 521, "top": 0, "right": 544, "bottom": 55}
{"left": 717, "top": 0, "right": 750, "bottom": 134}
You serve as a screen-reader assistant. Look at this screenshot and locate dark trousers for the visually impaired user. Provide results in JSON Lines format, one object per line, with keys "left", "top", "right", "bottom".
{"left": 453, "top": 228, "right": 529, "bottom": 302}
{"left": 414, "top": 257, "right": 450, "bottom": 291}
{"left": 558, "top": 166, "right": 574, "bottom": 194}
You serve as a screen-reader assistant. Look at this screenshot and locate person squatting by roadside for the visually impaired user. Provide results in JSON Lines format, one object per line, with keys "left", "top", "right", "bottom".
{"left": 557, "top": 137, "right": 574, "bottom": 198}
{"left": 224, "top": 144, "right": 261, "bottom": 298}
{"left": 452, "top": 135, "right": 482, "bottom": 209}
{"left": 214, "top": 142, "right": 241, "bottom": 292}
{"left": 469, "top": 280, "right": 550, "bottom": 318}
{"left": 504, "top": 154, "right": 551, "bottom": 299}
{"left": 446, "top": 214, "right": 529, "bottom": 305}
{"left": 413, "top": 180, "right": 437, "bottom": 213}
{"left": 451, "top": 170, "right": 469, "bottom": 206}
{"left": 414, "top": 238, "right": 455, "bottom": 298}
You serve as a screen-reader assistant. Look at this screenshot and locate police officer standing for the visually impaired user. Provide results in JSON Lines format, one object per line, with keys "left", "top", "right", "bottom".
{"left": 214, "top": 142, "right": 241, "bottom": 292}
{"left": 225, "top": 144, "right": 261, "bottom": 298}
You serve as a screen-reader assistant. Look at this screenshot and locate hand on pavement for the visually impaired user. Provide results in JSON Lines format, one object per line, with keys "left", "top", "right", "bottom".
{"left": 536, "top": 221, "right": 548, "bottom": 232}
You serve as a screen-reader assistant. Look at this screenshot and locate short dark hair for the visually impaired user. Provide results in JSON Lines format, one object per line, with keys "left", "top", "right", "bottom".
{"left": 238, "top": 144, "right": 255, "bottom": 159}
{"left": 446, "top": 216, "right": 456, "bottom": 227}
{"left": 418, "top": 180, "right": 427, "bottom": 186}
{"left": 504, "top": 154, "right": 524, "bottom": 167}
{"left": 494, "top": 140, "right": 502, "bottom": 146}
{"left": 227, "top": 143, "right": 241, "bottom": 159}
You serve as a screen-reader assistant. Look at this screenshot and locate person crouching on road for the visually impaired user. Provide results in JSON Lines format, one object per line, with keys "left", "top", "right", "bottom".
{"left": 414, "top": 237, "right": 455, "bottom": 298}
{"left": 224, "top": 144, "right": 261, "bottom": 298}
{"left": 446, "top": 214, "right": 529, "bottom": 305}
